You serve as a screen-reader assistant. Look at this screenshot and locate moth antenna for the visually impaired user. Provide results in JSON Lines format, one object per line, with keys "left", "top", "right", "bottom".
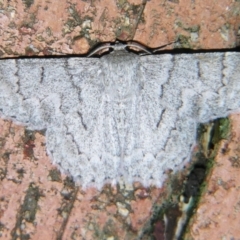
{"left": 153, "top": 39, "right": 179, "bottom": 53}
{"left": 127, "top": 42, "right": 152, "bottom": 55}
{"left": 87, "top": 43, "right": 112, "bottom": 57}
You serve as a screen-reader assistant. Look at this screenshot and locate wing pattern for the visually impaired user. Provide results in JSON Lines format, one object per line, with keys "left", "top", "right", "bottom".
{"left": 0, "top": 50, "right": 239, "bottom": 188}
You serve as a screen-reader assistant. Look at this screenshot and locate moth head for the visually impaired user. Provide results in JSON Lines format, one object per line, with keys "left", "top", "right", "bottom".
{"left": 87, "top": 41, "right": 151, "bottom": 57}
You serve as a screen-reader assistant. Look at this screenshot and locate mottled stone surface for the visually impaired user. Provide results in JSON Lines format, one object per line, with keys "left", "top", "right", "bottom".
{"left": 1, "top": 115, "right": 240, "bottom": 238}
{"left": 1, "top": 0, "right": 240, "bottom": 239}
{"left": 0, "top": 0, "right": 239, "bottom": 57}
{"left": 185, "top": 114, "right": 240, "bottom": 239}
{"left": 0, "top": 119, "right": 169, "bottom": 239}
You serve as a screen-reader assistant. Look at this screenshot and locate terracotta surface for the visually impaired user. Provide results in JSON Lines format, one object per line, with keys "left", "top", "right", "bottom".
{"left": 0, "top": 0, "right": 239, "bottom": 57}
{"left": 0, "top": 119, "right": 170, "bottom": 239}
{"left": 1, "top": 0, "right": 240, "bottom": 239}
{"left": 1, "top": 113, "right": 240, "bottom": 239}
{"left": 185, "top": 114, "right": 240, "bottom": 240}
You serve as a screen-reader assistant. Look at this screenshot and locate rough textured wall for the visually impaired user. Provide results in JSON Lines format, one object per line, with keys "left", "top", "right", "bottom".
{"left": 0, "top": 0, "right": 240, "bottom": 239}
{"left": 0, "top": 0, "right": 239, "bottom": 57}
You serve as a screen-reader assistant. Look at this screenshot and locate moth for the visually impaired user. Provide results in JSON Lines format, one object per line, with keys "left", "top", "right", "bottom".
{"left": 0, "top": 42, "right": 239, "bottom": 188}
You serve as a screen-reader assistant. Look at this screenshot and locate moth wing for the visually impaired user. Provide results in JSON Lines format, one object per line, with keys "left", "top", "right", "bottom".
{"left": 153, "top": 52, "right": 240, "bottom": 163}
{"left": 0, "top": 57, "right": 106, "bottom": 187}
{"left": 132, "top": 55, "right": 178, "bottom": 184}
{"left": 66, "top": 58, "right": 104, "bottom": 129}
{"left": 192, "top": 52, "right": 240, "bottom": 123}
{"left": 139, "top": 55, "right": 173, "bottom": 121}
{"left": 0, "top": 58, "right": 102, "bottom": 129}
{"left": 62, "top": 58, "right": 107, "bottom": 158}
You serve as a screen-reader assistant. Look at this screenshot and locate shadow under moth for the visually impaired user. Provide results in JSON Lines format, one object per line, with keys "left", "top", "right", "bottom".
{"left": 0, "top": 42, "right": 239, "bottom": 188}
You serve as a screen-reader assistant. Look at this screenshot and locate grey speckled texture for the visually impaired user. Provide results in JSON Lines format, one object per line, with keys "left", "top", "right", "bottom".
{"left": 0, "top": 44, "right": 240, "bottom": 188}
